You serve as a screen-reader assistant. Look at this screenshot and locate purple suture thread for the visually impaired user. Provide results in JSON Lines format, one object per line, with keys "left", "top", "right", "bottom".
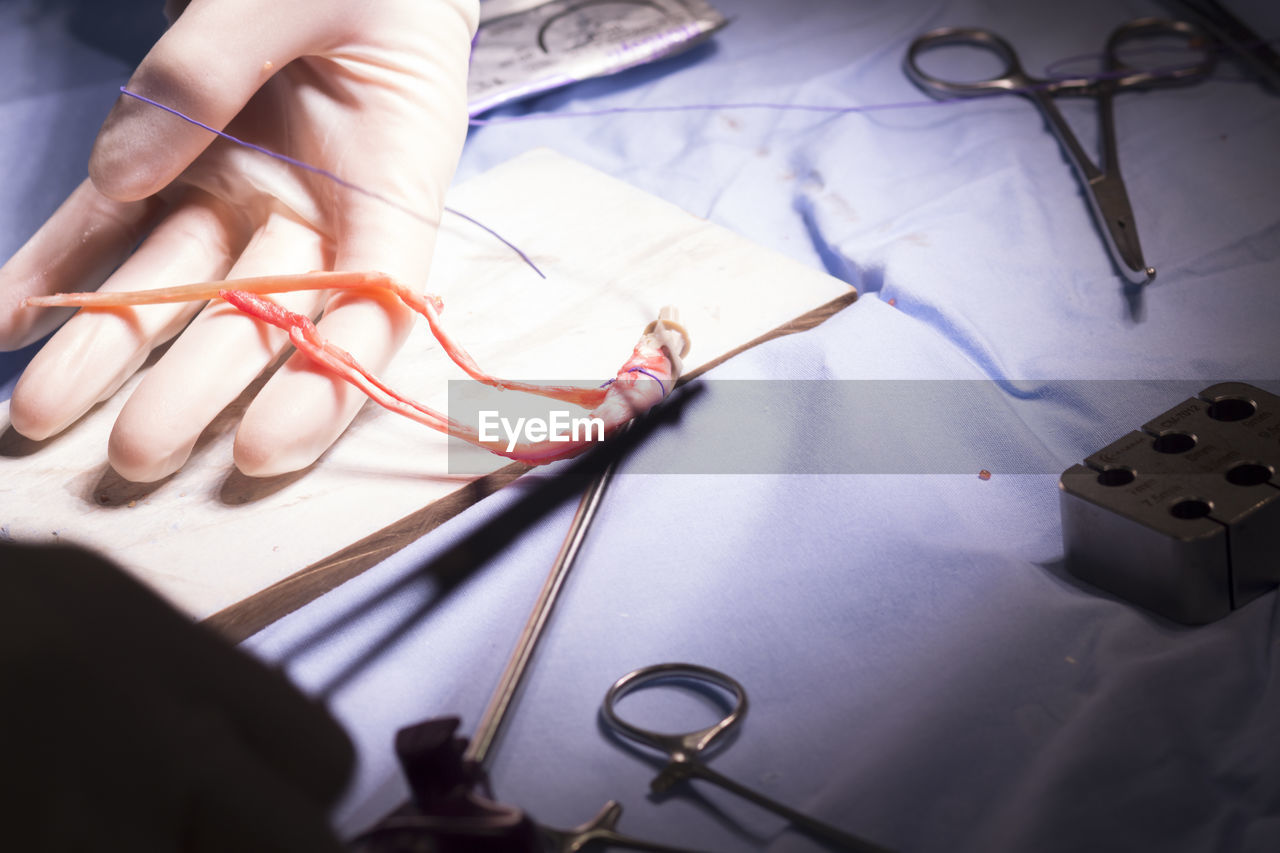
{"left": 1044, "top": 46, "right": 1206, "bottom": 79}
{"left": 118, "top": 87, "right": 545, "bottom": 279}
{"left": 626, "top": 366, "right": 667, "bottom": 395}
{"left": 469, "top": 97, "right": 965, "bottom": 126}
{"left": 467, "top": 51, "right": 1228, "bottom": 126}
{"left": 118, "top": 45, "right": 1231, "bottom": 271}
{"left": 597, "top": 367, "right": 667, "bottom": 394}
{"left": 1044, "top": 33, "right": 1280, "bottom": 80}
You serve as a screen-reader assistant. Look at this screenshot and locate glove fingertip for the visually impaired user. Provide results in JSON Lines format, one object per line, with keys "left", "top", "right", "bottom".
{"left": 88, "top": 97, "right": 189, "bottom": 201}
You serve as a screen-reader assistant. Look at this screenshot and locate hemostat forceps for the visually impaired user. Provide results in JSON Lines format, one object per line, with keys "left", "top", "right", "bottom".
{"left": 905, "top": 18, "right": 1217, "bottom": 284}
{"left": 601, "top": 663, "right": 893, "bottom": 853}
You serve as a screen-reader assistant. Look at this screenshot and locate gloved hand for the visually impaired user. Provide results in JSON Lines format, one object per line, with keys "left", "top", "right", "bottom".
{"left": 0, "top": 542, "right": 354, "bottom": 851}
{"left": 0, "top": 0, "right": 478, "bottom": 481}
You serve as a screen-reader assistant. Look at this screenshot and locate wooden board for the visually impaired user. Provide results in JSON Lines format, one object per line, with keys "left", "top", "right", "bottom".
{"left": 0, "top": 149, "right": 854, "bottom": 634}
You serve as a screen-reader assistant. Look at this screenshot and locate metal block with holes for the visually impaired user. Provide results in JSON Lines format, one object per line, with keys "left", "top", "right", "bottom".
{"left": 1059, "top": 382, "right": 1280, "bottom": 624}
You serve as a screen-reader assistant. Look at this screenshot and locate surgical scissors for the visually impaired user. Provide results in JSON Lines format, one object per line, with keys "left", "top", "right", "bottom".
{"left": 601, "top": 663, "right": 894, "bottom": 853}
{"left": 905, "top": 18, "right": 1217, "bottom": 284}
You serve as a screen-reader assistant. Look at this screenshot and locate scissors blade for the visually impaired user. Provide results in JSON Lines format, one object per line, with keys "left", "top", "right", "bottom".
{"left": 1084, "top": 173, "right": 1157, "bottom": 284}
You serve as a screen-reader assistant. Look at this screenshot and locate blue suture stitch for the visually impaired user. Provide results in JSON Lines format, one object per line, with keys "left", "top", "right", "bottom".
{"left": 626, "top": 366, "right": 667, "bottom": 395}
{"left": 117, "top": 87, "right": 545, "bottom": 279}
{"left": 599, "top": 367, "right": 667, "bottom": 394}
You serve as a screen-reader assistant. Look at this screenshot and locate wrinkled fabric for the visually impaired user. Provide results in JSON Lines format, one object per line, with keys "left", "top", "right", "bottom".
{"left": 4, "top": 0, "right": 1280, "bottom": 851}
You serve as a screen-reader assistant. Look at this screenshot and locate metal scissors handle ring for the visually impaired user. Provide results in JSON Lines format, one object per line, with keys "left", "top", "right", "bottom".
{"left": 906, "top": 19, "right": 1213, "bottom": 98}
{"left": 905, "top": 26, "right": 1034, "bottom": 96}
{"left": 601, "top": 664, "right": 892, "bottom": 851}
{"left": 601, "top": 662, "right": 748, "bottom": 763}
{"left": 1102, "top": 17, "right": 1217, "bottom": 89}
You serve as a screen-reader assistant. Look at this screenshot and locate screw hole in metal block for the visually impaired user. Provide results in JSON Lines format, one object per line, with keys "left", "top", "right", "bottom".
{"left": 1097, "top": 467, "right": 1136, "bottom": 486}
{"left": 1207, "top": 398, "right": 1255, "bottom": 422}
{"left": 1152, "top": 432, "right": 1196, "bottom": 454}
{"left": 1170, "top": 498, "right": 1213, "bottom": 520}
{"left": 1225, "top": 463, "right": 1272, "bottom": 487}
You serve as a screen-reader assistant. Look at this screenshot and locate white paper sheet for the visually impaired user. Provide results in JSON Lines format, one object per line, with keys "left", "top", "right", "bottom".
{"left": 0, "top": 149, "right": 853, "bottom": 620}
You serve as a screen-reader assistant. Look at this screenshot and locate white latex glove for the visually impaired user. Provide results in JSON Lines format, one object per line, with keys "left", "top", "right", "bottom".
{"left": 0, "top": 0, "right": 478, "bottom": 481}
